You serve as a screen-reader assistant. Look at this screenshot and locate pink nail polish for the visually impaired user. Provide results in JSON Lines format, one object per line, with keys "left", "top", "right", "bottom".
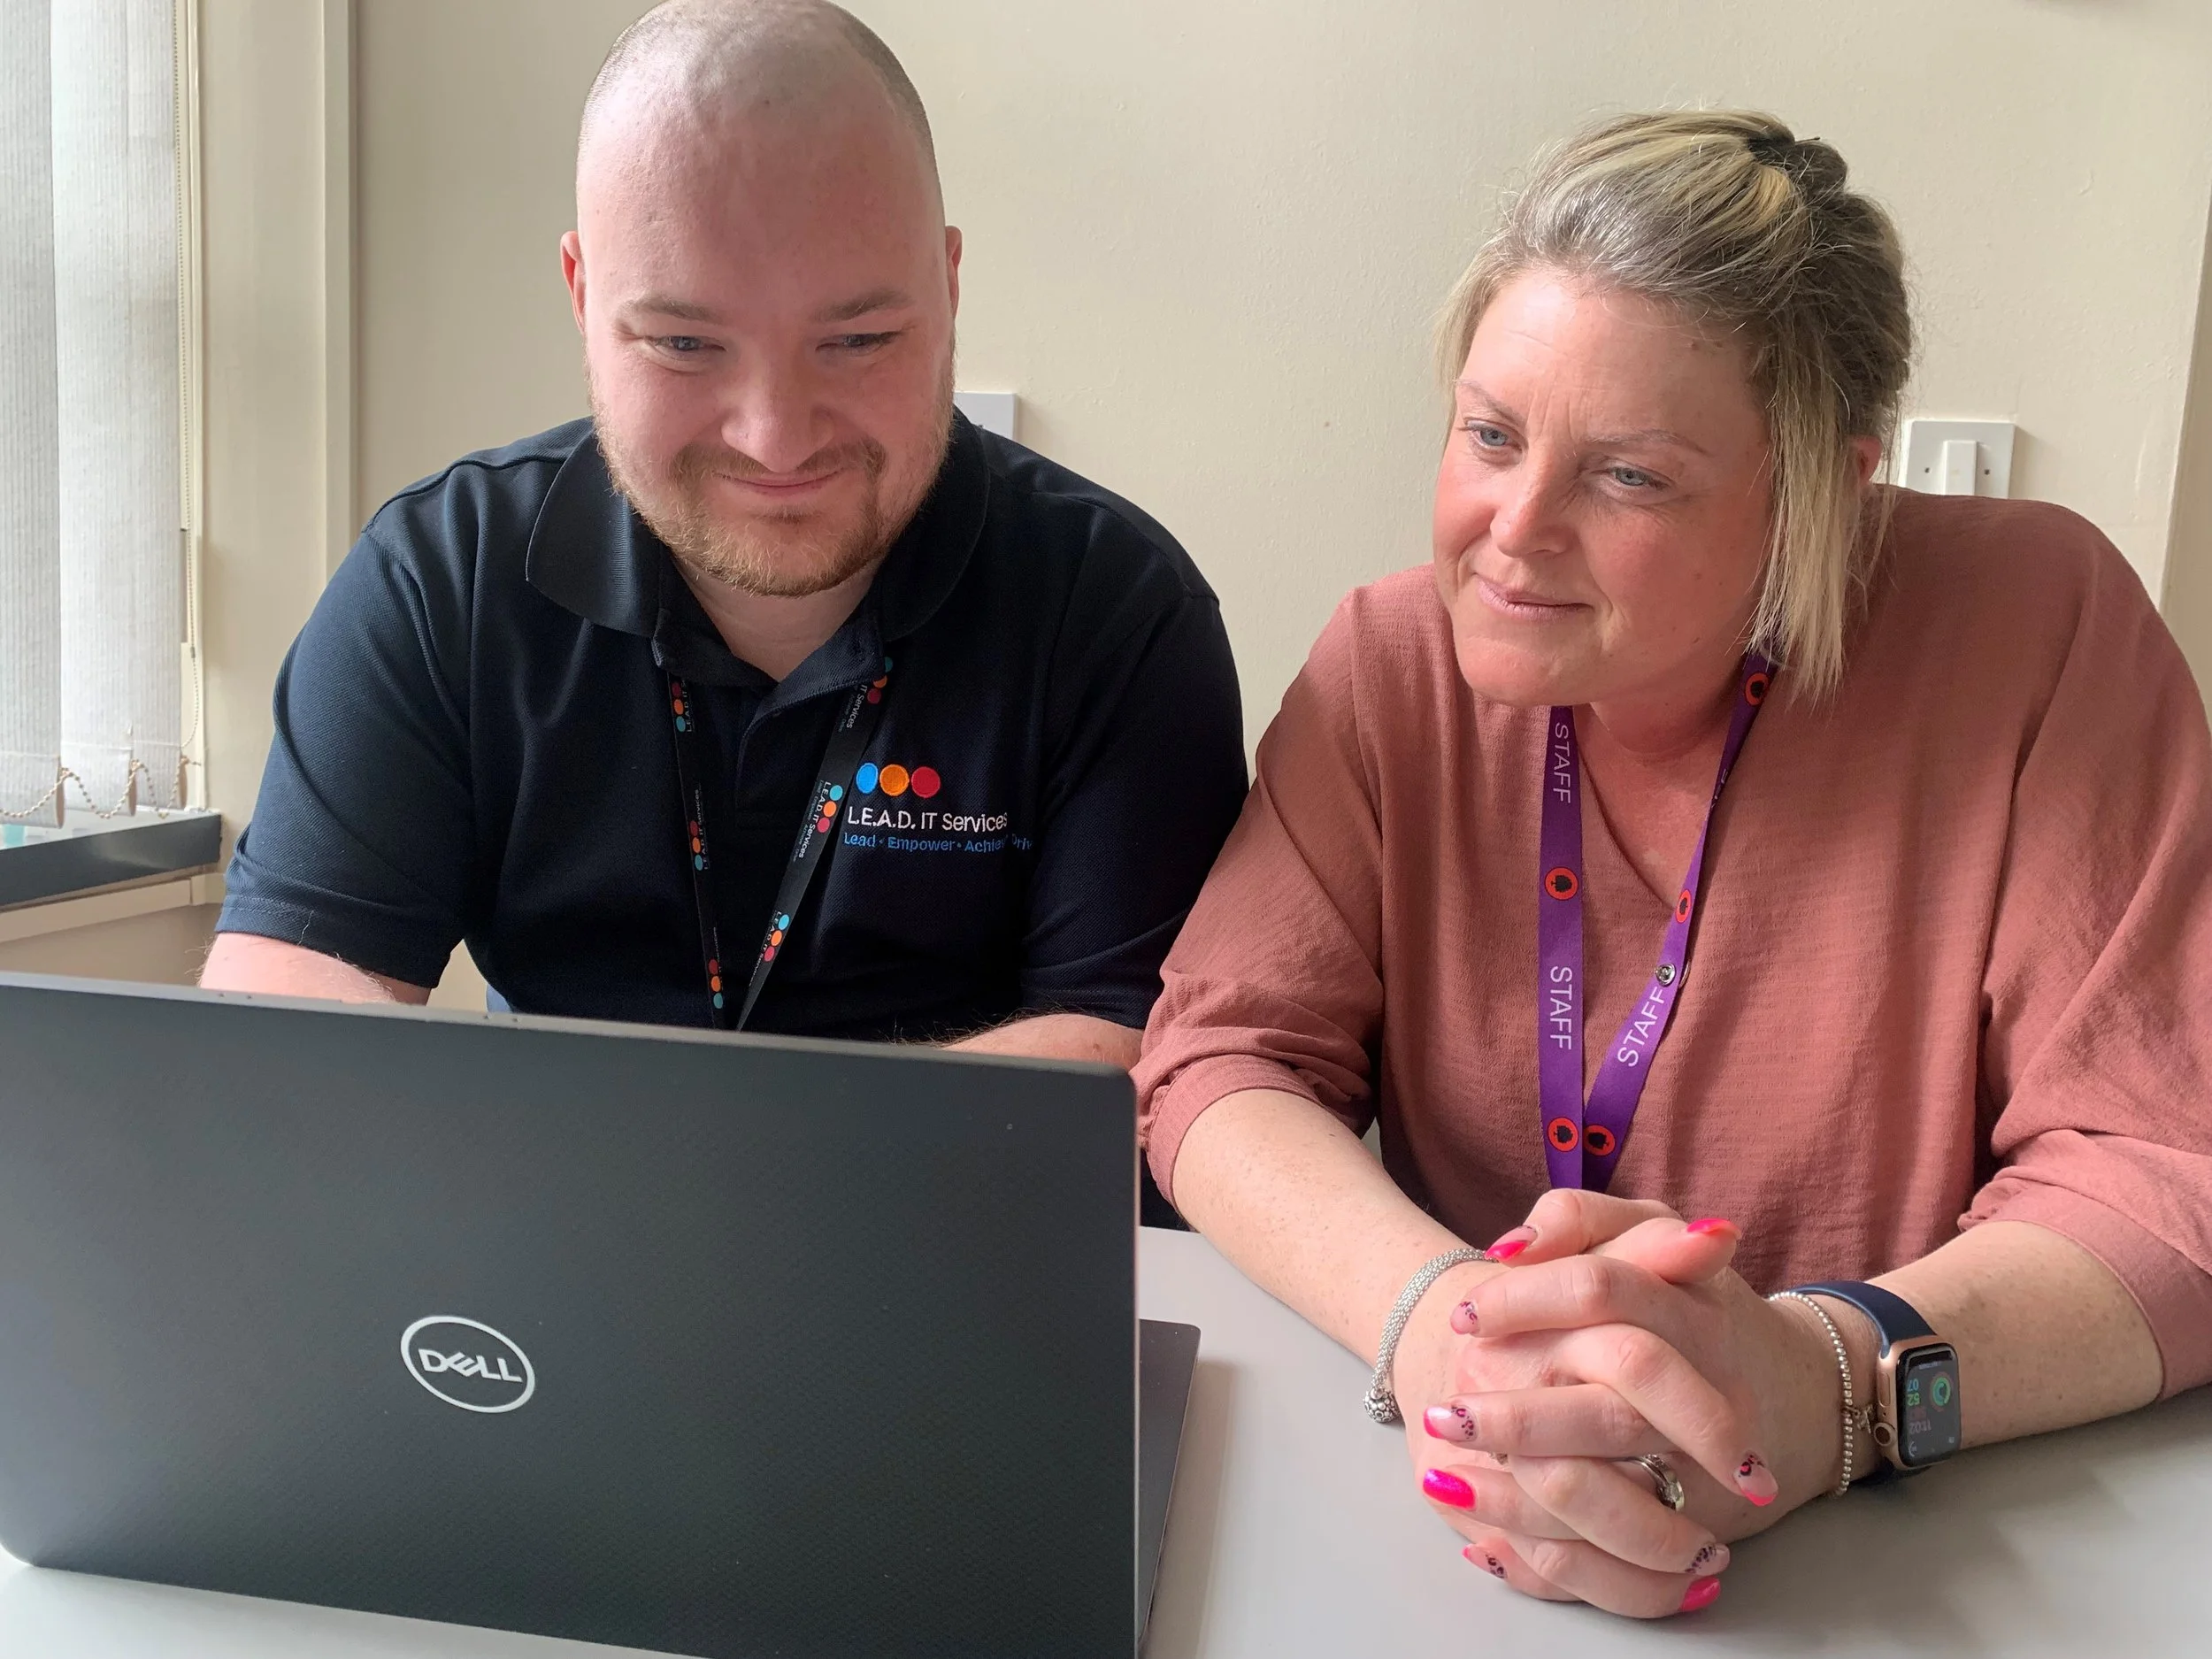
{"left": 1424, "top": 1402, "right": 1479, "bottom": 1443}
{"left": 1463, "top": 1545, "right": 1509, "bottom": 1579}
{"left": 1680, "top": 1576, "right": 1722, "bottom": 1613}
{"left": 1732, "top": 1452, "right": 1778, "bottom": 1507}
{"left": 1685, "top": 1217, "right": 1738, "bottom": 1238}
{"left": 1421, "top": 1468, "right": 1475, "bottom": 1509}
{"left": 1448, "top": 1297, "right": 1480, "bottom": 1334}
{"left": 1482, "top": 1228, "right": 1535, "bottom": 1263}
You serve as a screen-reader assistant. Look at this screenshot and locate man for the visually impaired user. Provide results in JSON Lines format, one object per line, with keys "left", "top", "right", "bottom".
{"left": 204, "top": 0, "right": 1245, "bottom": 1092}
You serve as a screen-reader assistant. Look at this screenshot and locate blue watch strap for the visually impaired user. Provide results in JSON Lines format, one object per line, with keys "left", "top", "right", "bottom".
{"left": 1791, "top": 1280, "right": 1935, "bottom": 1358}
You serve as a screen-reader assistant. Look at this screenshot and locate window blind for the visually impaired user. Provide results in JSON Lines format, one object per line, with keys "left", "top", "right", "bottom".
{"left": 1, "top": 0, "right": 184, "bottom": 829}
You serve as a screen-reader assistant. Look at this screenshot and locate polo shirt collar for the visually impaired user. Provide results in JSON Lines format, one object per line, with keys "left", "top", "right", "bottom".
{"left": 524, "top": 414, "right": 989, "bottom": 698}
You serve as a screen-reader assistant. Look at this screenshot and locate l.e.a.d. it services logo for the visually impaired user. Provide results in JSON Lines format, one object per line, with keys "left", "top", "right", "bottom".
{"left": 401, "top": 1316, "right": 535, "bottom": 1414}
{"left": 855, "top": 761, "right": 941, "bottom": 799}
{"left": 795, "top": 759, "right": 946, "bottom": 841}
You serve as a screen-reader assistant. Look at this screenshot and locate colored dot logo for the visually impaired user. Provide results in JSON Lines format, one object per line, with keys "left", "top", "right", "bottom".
{"left": 760, "top": 912, "right": 792, "bottom": 964}
{"left": 856, "top": 762, "right": 942, "bottom": 799}
{"left": 1584, "top": 1125, "right": 1617, "bottom": 1157}
{"left": 1544, "top": 867, "right": 1579, "bottom": 901}
{"left": 1547, "top": 1118, "right": 1579, "bottom": 1152}
{"left": 1675, "top": 889, "right": 1694, "bottom": 924}
{"left": 706, "top": 956, "right": 724, "bottom": 1010}
{"left": 1744, "top": 671, "right": 1770, "bottom": 706}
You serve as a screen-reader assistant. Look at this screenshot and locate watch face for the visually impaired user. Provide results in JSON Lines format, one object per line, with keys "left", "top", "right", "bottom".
{"left": 1898, "top": 1346, "right": 1962, "bottom": 1466}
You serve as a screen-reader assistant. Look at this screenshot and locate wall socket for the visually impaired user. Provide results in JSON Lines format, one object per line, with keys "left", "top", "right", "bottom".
{"left": 952, "top": 390, "right": 1019, "bottom": 442}
{"left": 1900, "top": 419, "right": 2016, "bottom": 497}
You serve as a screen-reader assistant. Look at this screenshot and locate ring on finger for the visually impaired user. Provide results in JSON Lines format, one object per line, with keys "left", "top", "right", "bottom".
{"left": 1632, "top": 1453, "right": 1686, "bottom": 1512}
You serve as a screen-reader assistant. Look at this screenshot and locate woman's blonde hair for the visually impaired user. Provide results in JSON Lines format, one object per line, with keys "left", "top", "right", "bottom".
{"left": 1438, "top": 111, "right": 1913, "bottom": 699}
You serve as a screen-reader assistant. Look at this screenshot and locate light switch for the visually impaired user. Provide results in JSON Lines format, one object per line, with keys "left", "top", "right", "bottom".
{"left": 1937, "top": 438, "right": 1978, "bottom": 496}
{"left": 952, "top": 390, "right": 1018, "bottom": 441}
{"left": 1901, "top": 419, "right": 2015, "bottom": 497}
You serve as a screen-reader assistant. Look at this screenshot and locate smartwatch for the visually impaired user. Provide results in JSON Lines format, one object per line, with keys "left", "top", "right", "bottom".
{"left": 1792, "top": 1281, "right": 1962, "bottom": 1473}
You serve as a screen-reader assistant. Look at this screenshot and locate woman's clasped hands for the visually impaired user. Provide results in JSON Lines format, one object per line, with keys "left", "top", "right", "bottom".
{"left": 1396, "top": 1191, "right": 1853, "bottom": 1618}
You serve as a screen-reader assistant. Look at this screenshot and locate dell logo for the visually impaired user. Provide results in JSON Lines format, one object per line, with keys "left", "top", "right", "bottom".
{"left": 400, "top": 1316, "right": 535, "bottom": 1414}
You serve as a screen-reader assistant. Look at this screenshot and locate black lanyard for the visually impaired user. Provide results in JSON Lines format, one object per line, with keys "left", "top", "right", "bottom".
{"left": 665, "top": 659, "right": 890, "bottom": 1030}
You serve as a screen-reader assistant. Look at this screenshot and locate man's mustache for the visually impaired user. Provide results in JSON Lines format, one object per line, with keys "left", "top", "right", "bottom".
{"left": 671, "top": 439, "right": 887, "bottom": 486}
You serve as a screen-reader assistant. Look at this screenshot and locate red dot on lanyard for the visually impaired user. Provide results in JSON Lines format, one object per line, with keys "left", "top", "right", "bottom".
{"left": 762, "top": 946, "right": 778, "bottom": 963}
{"left": 1547, "top": 1117, "right": 1579, "bottom": 1152}
{"left": 1544, "top": 867, "right": 1579, "bottom": 901}
{"left": 1585, "top": 1125, "right": 1617, "bottom": 1157}
{"left": 866, "top": 688, "right": 882, "bottom": 704}
{"left": 1675, "top": 889, "right": 1693, "bottom": 923}
{"left": 1745, "top": 672, "right": 1770, "bottom": 706}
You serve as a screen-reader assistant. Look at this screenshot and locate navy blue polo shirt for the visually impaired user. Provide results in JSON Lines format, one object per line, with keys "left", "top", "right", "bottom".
{"left": 219, "top": 412, "right": 1248, "bottom": 1042}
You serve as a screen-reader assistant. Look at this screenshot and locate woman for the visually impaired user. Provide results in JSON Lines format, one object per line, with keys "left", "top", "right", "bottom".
{"left": 1135, "top": 111, "right": 2212, "bottom": 1620}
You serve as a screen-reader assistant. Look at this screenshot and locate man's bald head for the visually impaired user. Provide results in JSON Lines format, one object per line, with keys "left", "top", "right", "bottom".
{"left": 580, "top": 0, "right": 938, "bottom": 202}
{"left": 561, "top": 0, "right": 960, "bottom": 608}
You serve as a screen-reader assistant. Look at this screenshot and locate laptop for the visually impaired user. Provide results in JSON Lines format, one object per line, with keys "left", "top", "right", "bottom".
{"left": 0, "top": 972, "right": 1197, "bottom": 1658}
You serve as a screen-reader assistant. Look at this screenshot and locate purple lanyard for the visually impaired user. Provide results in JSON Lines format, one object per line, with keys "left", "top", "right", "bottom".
{"left": 1537, "top": 657, "right": 1771, "bottom": 1191}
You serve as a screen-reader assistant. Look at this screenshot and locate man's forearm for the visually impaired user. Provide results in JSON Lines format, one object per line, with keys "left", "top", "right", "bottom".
{"left": 945, "top": 1012, "right": 1142, "bottom": 1069}
{"left": 200, "top": 933, "right": 431, "bottom": 1004}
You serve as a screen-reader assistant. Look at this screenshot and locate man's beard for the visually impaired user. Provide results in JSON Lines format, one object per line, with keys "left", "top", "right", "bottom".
{"left": 591, "top": 366, "right": 954, "bottom": 600}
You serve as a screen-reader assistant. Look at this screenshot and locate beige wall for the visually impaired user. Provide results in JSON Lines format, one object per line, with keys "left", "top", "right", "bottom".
{"left": 0, "top": 906, "right": 223, "bottom": 986}
{"left": 2165, "top": 196, "right": 2212, "bottom": 692}
{"left": 353, "top": 0, "right": 2212, "bottom": 742}
{"left": 27, "top": 0, "right": 2212, "bottom": 987}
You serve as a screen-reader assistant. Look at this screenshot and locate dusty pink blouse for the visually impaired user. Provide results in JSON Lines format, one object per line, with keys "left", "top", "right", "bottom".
{"left": 1135, "top": 491, "right": 2212, "bottom": 1394}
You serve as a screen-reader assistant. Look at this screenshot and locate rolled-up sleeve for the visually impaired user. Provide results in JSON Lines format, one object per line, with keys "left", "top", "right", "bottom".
{"left": 1965, "top": 535, "right": 2212, "bottom": 1396}
{"left": 1134, "top": 595, "right": 1390, "bottom": 1202}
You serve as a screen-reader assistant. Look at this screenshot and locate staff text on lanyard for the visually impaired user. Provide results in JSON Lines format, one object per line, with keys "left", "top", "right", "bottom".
{"left": 1536, "top": 657, "right": 1770, "bottom": 1191}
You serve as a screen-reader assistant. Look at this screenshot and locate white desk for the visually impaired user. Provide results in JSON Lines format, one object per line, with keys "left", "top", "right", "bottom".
{"left": 1, "top": 1228, "right": 2207, "bottom": 1656}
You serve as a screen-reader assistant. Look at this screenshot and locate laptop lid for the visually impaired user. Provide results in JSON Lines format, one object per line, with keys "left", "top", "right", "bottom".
{"left": 0, "top": 973, "right": 1144, "bottom": 1658}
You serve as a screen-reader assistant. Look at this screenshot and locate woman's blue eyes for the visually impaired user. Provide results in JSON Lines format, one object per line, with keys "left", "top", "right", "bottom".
{"left": 1461, "top": 421, "right": 1664, "bottom": 491}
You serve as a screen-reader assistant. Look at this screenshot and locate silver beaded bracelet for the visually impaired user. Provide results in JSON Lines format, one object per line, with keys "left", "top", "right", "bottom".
{"left": 1769, "top": 1289, "right": 1861, "bottom": 1496}
{"left": 1365, "top": 1247, "right": 1485, "bottom": 1425}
